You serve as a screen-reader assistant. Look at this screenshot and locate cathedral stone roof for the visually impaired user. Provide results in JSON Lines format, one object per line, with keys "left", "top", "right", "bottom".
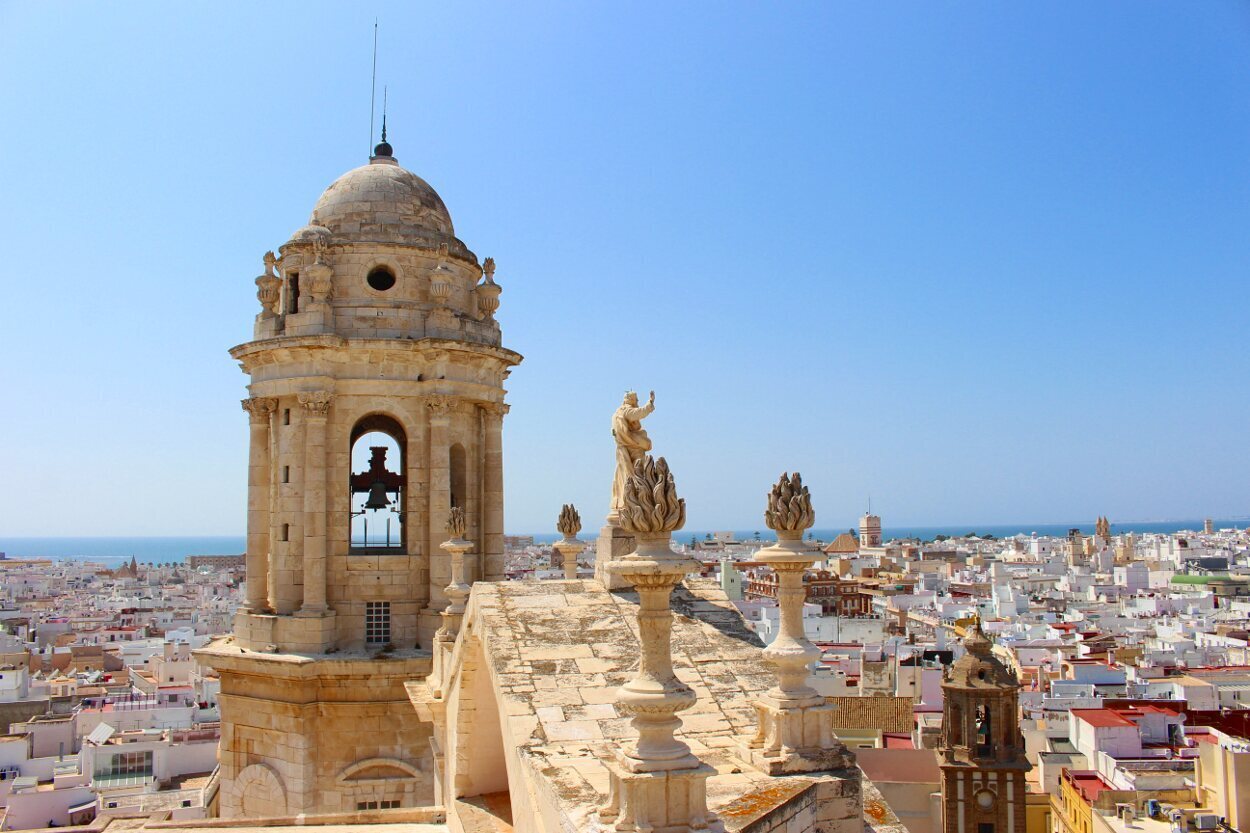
{"left": 307, "top": 153, "right": 456, "bottom": 245}
{"left": 410, "top": 578, "right": 865, "bottom": 831}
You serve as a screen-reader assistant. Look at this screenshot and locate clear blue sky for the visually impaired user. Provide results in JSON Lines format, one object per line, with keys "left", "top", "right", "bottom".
{"left": 2, "top": 2, "right": 1248, "bottom": 536}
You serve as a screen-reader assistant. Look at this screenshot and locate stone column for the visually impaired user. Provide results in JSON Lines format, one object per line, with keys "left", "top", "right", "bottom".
{"left": 424, "top": 395, "right": 456, "bottom": 634}
{"left": 741, "top": 473, "right": 852, "bottom": 776}
{"left": 241, "top": 397, "right": 276, "bottom": 612}
{"left": 266, "top": 403, "right": 282, "bottom": 612}
{"left": 480, "top": 402, "right": 507, "bottom": 581}
{"left": 598, "top": 456, "right": 716, "bottom": 833}
{"left": 297, "top": 391, "right": 332, "bottom": 616}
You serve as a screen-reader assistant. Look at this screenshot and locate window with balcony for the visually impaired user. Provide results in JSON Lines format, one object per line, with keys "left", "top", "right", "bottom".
{"left": 95, "top": 750, "right": 153, "bottom": 786}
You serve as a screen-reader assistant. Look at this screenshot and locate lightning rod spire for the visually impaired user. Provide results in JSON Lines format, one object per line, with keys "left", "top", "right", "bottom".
{"left": 369, "top": 19, "right": 378, "bottom": 156}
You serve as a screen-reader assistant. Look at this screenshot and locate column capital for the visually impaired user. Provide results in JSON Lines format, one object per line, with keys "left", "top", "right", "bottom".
{"left": 478, "top": 401, "right": 510, "bottom": 418}
{"left": 425, "top": 394, "right": 458, "bottom": 420}
{"left": 241, "top": 396, "right": 278, "bottom": 423}
{"left": 297, "top": 390, "right": 333, "bottom": 417}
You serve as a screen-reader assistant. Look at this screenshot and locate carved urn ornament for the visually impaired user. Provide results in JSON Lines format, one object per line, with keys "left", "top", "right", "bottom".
{"left": 429, "top": 262, "right": 454, "bottom": 305}
{"left": 255, "top": 251, "right": 281, "bottom": 317}
{"left": 475, "top": 256, "right": 501, "bottom": 318}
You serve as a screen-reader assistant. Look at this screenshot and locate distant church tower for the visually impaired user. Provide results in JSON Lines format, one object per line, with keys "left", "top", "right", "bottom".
{"left": 859, "top": 512, "right": 882, "bottom": 548}
{"left": 200, "top": 134, "right": 521, "bottom": 818}
{"left": 1065, "top": 527, "right": 1085, "bottom": 568}
{"left": 938, "top": 619, "right": 1030, "bottom": 833}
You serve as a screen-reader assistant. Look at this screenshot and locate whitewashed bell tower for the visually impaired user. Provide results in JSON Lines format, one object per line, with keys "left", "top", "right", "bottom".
{"left": 201, "top": 134, "right": 521, "bottom": 818}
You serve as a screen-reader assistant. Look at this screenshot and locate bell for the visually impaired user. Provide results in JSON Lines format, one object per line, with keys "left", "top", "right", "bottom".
{"left": 364, "top": 481, "right": 392, "bottom": 510}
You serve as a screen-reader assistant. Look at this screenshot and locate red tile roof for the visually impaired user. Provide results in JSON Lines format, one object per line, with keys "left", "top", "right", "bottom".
{"left": 1066, "top": 770, "right": 1115, "bottom": 803}
{"left": 1071, "top": 708, "right": 1136, "bottom": 728}
{"left": 883, "top": 733, "right": 915, "bottom": 749}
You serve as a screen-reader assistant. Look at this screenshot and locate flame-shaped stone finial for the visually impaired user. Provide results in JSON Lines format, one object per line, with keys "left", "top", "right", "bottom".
{"left": 556, "top": 504, "right": 582, "bottom": 539}
{"left": 620, "top": 456, "right": 686, "bottom": 536}
{"left": 764, "top": 472, "right": 814, "bottom": 538}
{"left": 446, "top": 506, "right": 466, "bottom": 539}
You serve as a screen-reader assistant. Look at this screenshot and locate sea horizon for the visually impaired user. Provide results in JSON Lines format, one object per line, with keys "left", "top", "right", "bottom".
{"left": 1, "top": 517, "right": 1245, "bottom": 565}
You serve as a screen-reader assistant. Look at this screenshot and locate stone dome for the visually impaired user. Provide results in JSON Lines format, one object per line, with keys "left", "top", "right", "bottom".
{"left": 947, "top": 619, "right": 1017, "bottom": 689}
{"left": 308, "top": 154, "right": 456, "bottom": 245}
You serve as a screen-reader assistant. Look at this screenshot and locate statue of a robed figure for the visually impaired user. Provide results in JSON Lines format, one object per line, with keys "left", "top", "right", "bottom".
{"left": 597, "top": 389, "right": 657, "bottom": 588}
{"left": 609, "top": 390, "right": 656, "bottom": 523}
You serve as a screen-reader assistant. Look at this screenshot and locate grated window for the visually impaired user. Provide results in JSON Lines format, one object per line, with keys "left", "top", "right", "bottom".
{"left": 365, "top": 601, "right": 391, "bottom": 645}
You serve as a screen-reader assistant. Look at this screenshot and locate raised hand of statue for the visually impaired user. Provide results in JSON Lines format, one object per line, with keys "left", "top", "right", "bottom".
{"left": 648, "top": 390, "right": 655, "bottom": 406}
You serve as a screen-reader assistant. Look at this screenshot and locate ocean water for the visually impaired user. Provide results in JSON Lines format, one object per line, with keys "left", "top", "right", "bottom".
{"left": 3, "top": 519, "right": 1242, "bottom": 564}
{"left": 527, "top": 519, "right": 1247, "bottom": 546}
{"left": 0, "top": 536, "right": 247, "bottom": 565}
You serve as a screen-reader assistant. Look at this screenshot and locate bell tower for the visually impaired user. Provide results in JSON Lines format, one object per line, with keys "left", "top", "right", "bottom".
{"left": 200, "top": 137, "right": 522, "bottom": 819}
{"left": 938, "top": 618, "right": 1030, "bottom": 833}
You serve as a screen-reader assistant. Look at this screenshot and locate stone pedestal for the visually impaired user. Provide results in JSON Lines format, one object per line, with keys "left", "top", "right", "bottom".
{"left": 598, "top": 760, "right": 721, "bottom": 833}
{"left": 552, "top": 537, "right": 584, "bottom": 579}
{"left": 740, "top": 700, "right": 854, "bottom": 775}
{"left": 596, "top": 523, "right": 635, "bottom": 590}
{"left": 738, "top": 551, "right": 853, "bottom": 776}
{"left": 436, "top": 538, "right": 473, "bottom": 643}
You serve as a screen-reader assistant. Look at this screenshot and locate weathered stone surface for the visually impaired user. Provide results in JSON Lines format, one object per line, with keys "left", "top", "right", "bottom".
{"left": 411, "top": 577, "right": 862, "bottom": 833}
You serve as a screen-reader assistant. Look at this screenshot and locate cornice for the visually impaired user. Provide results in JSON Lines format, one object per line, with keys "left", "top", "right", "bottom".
{"left": 230, "top": 335, "right": 523, "bottom": 374}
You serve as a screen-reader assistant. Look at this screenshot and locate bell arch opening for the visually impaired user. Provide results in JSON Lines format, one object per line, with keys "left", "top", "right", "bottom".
{"left": 350, "top": 415, "right": 408, "bottom": 554}
{"left": 974, "top": 703, "right": 993, "bottom": 758}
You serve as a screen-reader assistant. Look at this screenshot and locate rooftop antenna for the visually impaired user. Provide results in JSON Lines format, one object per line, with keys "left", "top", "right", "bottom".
{"left": 382, "top": 86, "right": 388, "bottom": 143}
{"left": 369, "top": 19, "right": 378, "bottom": 154}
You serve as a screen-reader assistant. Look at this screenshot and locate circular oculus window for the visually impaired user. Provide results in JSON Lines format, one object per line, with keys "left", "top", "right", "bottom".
{"left": 367, "top": 267, "right": 397, "bottom": 291}
{"left": 975, "top": 790, "right": 996, "bottom": 810}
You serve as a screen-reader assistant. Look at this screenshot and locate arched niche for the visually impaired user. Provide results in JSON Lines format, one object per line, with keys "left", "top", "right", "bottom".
{"left": 449, "top": 443, "right": 467, "bottom": 510}
{"left": 233, "top": 762, "right": 288, "bottom": 819}
{"left": 350, "top": 414, "right": 408, "bottom": 554}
